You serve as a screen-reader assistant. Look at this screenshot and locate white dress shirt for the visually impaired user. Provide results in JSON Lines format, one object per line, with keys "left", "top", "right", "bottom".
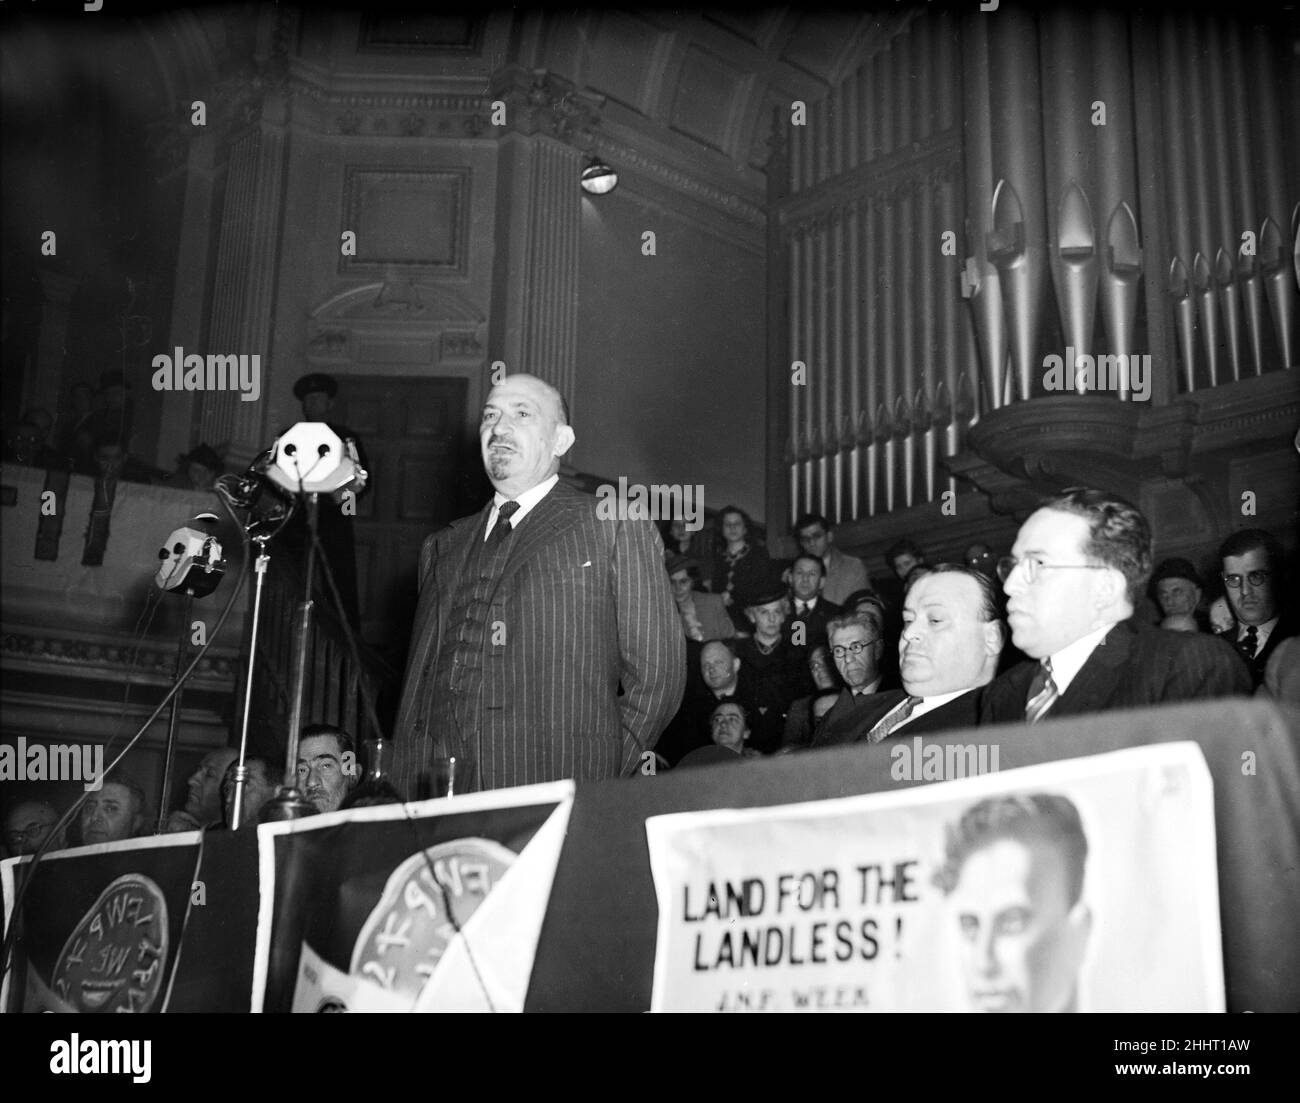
{"left": 484, "top": 473, "right": 559, "bottom": 541}
{"left": 1047, "top": 624, "right": 1113, "bottom": 696}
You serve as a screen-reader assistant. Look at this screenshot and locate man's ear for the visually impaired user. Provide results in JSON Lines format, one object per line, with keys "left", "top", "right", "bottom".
{"left": 982, "top": 619, "right": 1005, "bottom": 658}
{"left": 553, "top": 424, "right": 576, "bottom": 456}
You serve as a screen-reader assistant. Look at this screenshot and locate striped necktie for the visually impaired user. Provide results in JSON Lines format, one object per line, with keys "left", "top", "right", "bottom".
{"left": 1025, "top": 658, "right": 1058, "bottom": 724}
{"left": 866, "top": 695, "right": 922, "bottom": 743}
{"left": 490, "top": 500, "right": 519, "bottom": 546}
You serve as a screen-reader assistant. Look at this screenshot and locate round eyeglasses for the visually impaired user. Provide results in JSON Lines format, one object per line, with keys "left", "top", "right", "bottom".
{"left": 1221, "top": 569, "right": 1270, "bottom": 590}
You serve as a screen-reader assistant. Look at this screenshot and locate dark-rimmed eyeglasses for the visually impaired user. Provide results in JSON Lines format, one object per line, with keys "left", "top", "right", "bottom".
{"left": 1221, "top": 569, "right": 1271, "bottom": 590}
{"left": 831, "top": 639, "right": 878, "bottom": 659}
{"left": 996, "top": 555, "right": 1109, "bottom": 585}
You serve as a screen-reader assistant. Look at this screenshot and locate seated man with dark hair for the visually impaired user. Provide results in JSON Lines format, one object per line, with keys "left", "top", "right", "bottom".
{"left": 786, "top": 553, "right": 841, "bottom": 651}
{"left": 982, "top": 488, "right": 1251, "bottom": 725}
{"left": 221, "top": 754, "right": 282, "bottom": 829}
{"left": 297, "top": 724, "right": 358, "bottom": 814}
{"left": 1216, "top": 528, "right": 1297, "bottom": 688}
{"left": 80, "top": 777, "right": 147, "bottom": 845}
{"left": 164, "top": 747, "right": 239, "bottom": 832}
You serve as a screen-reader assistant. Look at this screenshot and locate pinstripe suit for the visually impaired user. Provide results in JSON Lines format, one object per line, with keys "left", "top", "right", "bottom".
{"left": 391, "top": 481, "right": 686, "bottom": 794}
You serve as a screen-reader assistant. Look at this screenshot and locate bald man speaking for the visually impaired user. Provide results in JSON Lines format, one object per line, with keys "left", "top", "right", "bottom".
{"left": 391, "top": 374, "right": 685, "bottom": 794}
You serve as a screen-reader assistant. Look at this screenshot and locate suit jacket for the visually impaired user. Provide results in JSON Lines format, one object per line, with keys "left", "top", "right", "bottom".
{"left": 810, "top": 687, "right": 886, "bottom": 748}
{"left": 391, "top": 481, "right": 686, "bottom": 794}
{"left": 821, "top": 546, "right": 871, "bottom": 606}
{"left": 981, "top": 617, "right": 1252, "bottom": 726}
{"left": 824, "top": 687, "right": 986, "bottom": 744}
{"left": 1217, "top": 612, "right": 1299, "bottom": 689}
{"left": 786, "top": 596, "right": 842, "bottom": 649}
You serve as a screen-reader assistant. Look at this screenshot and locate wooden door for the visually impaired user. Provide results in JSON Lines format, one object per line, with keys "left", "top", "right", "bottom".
{"left": 331, "top": 375, "right": 487, "bottom": 670}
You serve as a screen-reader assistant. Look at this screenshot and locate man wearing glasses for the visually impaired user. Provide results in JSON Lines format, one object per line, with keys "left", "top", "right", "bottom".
{"left": 4, "top": 799, "right": 65, "bottom": 858}
{"left": 810, "top": 611, "right": 887, "bottom": 746}
{"left": 1217, "top": 529, "right": 1296, "bottom": 688}
{"left": 981, "top": 488, "right": 1250, "bottom": 725}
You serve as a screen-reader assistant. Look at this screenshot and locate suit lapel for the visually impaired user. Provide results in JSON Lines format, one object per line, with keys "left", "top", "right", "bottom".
{"left": 490, "top": 483, "right": 589, "bottom": 599}
{"left": 1055, "top": 621, "right": 1132, "bottom": 715}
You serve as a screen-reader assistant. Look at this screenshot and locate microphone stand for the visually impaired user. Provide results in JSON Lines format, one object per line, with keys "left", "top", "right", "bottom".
{"left": 155, "top": 592, "right": 194, "bottom": 833}
{"left": 259, "top": 491, "right": 321, "bottom": 822}
{"left": 226, "top": 537, "right": 269, "bottom": 831}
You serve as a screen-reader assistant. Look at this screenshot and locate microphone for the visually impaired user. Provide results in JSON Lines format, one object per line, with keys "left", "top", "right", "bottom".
{"left": 155, "top": 513, "right": 225, "bottom": 596}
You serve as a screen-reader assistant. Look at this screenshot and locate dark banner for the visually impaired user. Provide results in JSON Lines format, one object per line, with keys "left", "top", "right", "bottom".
{"left": 254, "top": 782, "right": 573, "bottom": 1012}
{"left": 1, "top": 834, "right": 204, "bottom": 1013}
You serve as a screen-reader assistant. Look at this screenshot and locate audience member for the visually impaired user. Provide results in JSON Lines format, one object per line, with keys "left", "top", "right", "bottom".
{"left": 706, "top": 700, "right": 763, "bottom": 758}
{"left": 710, "top": 505, "right": 770, "bottom": 632}
{"left": 80, "top": 777, "right": 147, "bottom": 845}
{"left": 667, "top": 553, "right": 734, "bottom": 641}
{"left": 981, "top": 488, "right": 1252, "bottom": 725}
{"left": 297, "top": 724, "right": 359, "bottom": 814}
{"left": 786, "top": 553, "right": 841, "bottom": 650}
{"left": 1150, "top": 557, "right": 1207, "bottom": 632}
{"left": 964, "top": 542, "right": 998, "bottom": 580}
{"left": 221, "top": 754, "right": 281, "bottom": 828}
{"left": 658, "top": 517, "right": 698, "bottom": 560}
{"left": 170, "top": 443, "right": 225, "bottom": 491}
{"left": 4, "top": 799, "right": 65, "bottom": 857}
{"left": 93, "top": 435, "right": 165, "bottom": 484}
{"left": 885, "top": 538, "right": 928, "bottom": 582}
{"left": 793, "top": 512, "right": 871, "bottom": 606}
{"left": 810, "top": 610, "right": 887, "bottom": 747}
{"left": 843, "top": 565, "right": 1004, "bottom": 744}
{"left": 1217, "top": 529, "right": 1297, "bottom": 688}
{"left": 656, "top": 639, "right": 760, "bottom": 765}
{"left": 1259, "top": 638, "right": 1300, "bottom": 705}
{"left": 734, "top": 571, "right": 806, "bottom": 752}
{"left": 781, "top": 644, "right": 842, "bottom": 749}
{"left": 164, "top": 747, "right": 239, "bottom": 832}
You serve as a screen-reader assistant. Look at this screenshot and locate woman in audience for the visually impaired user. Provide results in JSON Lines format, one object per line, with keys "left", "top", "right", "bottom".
{"left": 709, "top": 505, "right": 769, "bottom": 633}
{"left": 666, "top": 554, "right": 734, "bottom": 641}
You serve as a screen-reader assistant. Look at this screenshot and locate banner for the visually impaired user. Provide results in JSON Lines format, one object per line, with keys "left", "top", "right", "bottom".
{"left": 0, "top": 833, "right": 204, "bottom": 1013}
{"left": 646, "top": 742, "right": 1223, "bottom": 1012}
{"left": 253, "top": 782, "right": 573, "bottom": 1012}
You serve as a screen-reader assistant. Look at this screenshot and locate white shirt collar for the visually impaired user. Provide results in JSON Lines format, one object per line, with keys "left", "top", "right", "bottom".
{"left": 903, "top": 688, "right": 968, "bottom": 721}
{"left": 486, "top": 473, "right": 558, "bottom": 540}
{"left": 851, "top": 676, "right": 882, "bottom": 697}
{"left": 1047, "top": 623, "right": 1113, "bottom": 696}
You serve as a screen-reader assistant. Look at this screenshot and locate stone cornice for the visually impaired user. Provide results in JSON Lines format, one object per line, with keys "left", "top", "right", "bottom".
{"left": 1, "top": 626, "right": 239, "bottom": 687}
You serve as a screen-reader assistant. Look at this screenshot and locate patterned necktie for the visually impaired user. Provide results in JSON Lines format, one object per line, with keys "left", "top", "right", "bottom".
{"left": 490, "top": 500, "right": 519, "bottom": 546}
{"left": 1025, "top": 658, "right": 1058, "bottom": 724}
{"left": 798, "top": 601, "right": 810, "bottom": 615}
{"left": 1237, "top": 625, "right": 1259, "bottom": 661}
{"left": 867, "top": 695, "right": 922, "bottom": 743}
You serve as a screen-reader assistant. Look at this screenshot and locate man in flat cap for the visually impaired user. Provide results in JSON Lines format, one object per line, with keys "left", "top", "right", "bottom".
{"left": 1149, "top": 557, "right": 1207, "bottom": 632}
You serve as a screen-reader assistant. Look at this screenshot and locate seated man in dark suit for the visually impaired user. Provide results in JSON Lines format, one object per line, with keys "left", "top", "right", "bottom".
{"left": 656, "top": 638, "right": 760, "bottom": 765}
{"left": 1217, "top": 528, "right": 1297, "bottom": 689}
{"left": 848, "top": 564, "right": 1004, "bottom": 743}
{"left": 810, "top": 611, "right": 888, "bottom": 748}
{"left": 981, "top": 488, "right": 1252, "bottom": 726}
{"left": 786, "top": 554, "right": 842, "bottom": 650}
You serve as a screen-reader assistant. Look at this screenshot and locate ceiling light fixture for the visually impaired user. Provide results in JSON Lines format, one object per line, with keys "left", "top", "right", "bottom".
{"left": 580, "top": 158, "right": 618, "bottom": 195}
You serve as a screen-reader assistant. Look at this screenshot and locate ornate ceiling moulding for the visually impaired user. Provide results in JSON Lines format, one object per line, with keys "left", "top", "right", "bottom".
{"left": 1, "top": 628, "right": 237, "bottom": 684}
{"left": 286, "top": 78, "right": 491, "bottom": 138}
{"left": 488, "top": 65, "right": 603, "bottom": 148}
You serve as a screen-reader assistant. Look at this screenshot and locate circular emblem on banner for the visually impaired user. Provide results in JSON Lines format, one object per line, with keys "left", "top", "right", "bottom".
{"left": 52, "top": 874, "right": 170, "bottom": 1013}
{"left": 349, "top": 837, "right": 515, "bottom": 1000}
